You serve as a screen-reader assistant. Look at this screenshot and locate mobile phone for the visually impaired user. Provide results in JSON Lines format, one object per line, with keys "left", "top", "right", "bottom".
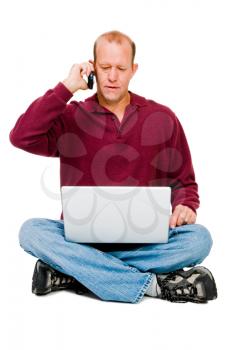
{"left": 87, "top": 71, "right": 95, "bottom": 89}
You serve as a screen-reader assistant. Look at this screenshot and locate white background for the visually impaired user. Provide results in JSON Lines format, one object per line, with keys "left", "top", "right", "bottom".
{"left": 1, "top": 0, "right": 230, "bottom": 349}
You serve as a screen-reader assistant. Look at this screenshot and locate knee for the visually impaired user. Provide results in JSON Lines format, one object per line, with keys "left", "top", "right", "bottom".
{"left": 18, "top": 218, "right": 44, "bottom": 251}
{"left": 188, "top": 224, "right": 213, "bottom": 262}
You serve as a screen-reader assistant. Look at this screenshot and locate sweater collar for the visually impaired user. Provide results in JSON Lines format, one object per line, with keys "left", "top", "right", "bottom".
{"left": 81, "top": 91, "right": 147, "bottom": 113}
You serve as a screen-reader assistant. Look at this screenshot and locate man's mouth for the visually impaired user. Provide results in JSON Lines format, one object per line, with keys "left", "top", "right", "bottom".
{"left": 105, "top": 86, "right": 119, "bottom": 89}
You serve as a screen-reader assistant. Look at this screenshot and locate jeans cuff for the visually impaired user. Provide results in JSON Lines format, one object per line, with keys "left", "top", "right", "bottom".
{"left": 133, "top": 272, "right": 154, "bottom": 304}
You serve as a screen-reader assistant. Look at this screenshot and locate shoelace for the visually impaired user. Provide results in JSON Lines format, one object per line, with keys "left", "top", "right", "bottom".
{"left": 51, "top": 270, "right": 89, "bottom": 294}
{"left": 160, "top": 272, "right": 198, "bottom": 302}
{"left": 52, "top": 271, "right": 74, "bottom": 287}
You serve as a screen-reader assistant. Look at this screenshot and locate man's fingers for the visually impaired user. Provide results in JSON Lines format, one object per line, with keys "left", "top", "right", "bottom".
{"left": 80, "top": 62, "right": 91, "bottom": 76}
{"left": 184, "top": 212, "right": 192, "bottom": 224}
{"left": 169, "top": 214, "right": 177, "bottom": 228}
{"left": 188, "top": 212, "right": 197, "bottom": 224}
{"left": 178, "top": 206, "right": 194, "bottom": 226}
{"left": 169, "top": 205, "right": 197, "bottom": 228}
{"left": 169, "top": 205, "right": 182, "bottom": 228}
{"left": 83, "top": 61, "right": 94, "bottom": 76}
{"left": 86, "top": 64, "right": 92, "bottom": 77}
{"left": 63, "top": 62, "right": 94, "bottom": 93}
{"left": 170, "top": 205, "right": 194, "bottom": 228}
{"left": 176, "top": 210, "right": 187, "bottom": 226}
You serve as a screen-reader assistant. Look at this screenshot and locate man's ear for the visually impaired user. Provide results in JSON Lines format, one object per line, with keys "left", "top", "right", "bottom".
{"left": 131, "top": 63, "right": 138, "bottom": 77}
{"left": 88, "top": 59, "right": 95, "bottom": 70}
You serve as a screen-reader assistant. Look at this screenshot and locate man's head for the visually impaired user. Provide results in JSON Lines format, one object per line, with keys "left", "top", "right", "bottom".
{"left": 92, "top": 30, "right": 138, "bottom": 105}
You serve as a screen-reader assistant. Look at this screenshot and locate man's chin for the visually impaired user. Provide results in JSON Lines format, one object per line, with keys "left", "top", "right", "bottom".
{"left": 103, "top": 95, "right": 120, "bottom": 103}
{"left": 99, "top": 94, "right": 121, "bottom": 104}
{"left": 100, "top": 90, "right": 123, "bottom": 104}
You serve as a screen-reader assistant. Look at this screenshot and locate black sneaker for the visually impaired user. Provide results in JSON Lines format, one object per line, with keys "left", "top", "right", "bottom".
{"left": 156, "top": 266, "right": 217, "bottom": 303}
{"left": 32, "top": 260, "right": 89, "bottom": 296}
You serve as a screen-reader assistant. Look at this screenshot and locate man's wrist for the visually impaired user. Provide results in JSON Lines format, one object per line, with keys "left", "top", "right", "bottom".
{"left": 62, "top": 79, "right": 79, "bottom": 94}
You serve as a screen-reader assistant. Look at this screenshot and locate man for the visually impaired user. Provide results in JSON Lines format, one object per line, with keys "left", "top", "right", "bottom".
{"left": 10, "top": 30, "right": 217, "bottom": 303}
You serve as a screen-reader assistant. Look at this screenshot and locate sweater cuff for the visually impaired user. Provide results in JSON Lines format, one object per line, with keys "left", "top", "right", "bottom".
{"left": 53, "top": 82, "right": 73, "bottom": 103}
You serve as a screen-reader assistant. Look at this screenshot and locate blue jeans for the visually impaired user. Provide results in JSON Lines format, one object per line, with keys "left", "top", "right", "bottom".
{"left": 18, "top": 218, "right": 213, "bottom": 303}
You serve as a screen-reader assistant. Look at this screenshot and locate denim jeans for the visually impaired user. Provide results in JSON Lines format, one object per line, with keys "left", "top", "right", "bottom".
{"left": 18, "top": 218, "right": 213, "bottom": 303}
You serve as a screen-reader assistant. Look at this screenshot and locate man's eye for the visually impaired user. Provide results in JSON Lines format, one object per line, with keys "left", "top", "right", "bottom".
{"left": 119, "top": 67, "right": 126, "bottom": 71}
{"left": 102, "top": 67, "right": 110, "bottom": 70}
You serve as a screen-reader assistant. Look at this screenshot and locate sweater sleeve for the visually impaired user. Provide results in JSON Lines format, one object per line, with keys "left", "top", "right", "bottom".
{"left": 169, "top": 116, "right": 200, "bottom": 213}
{"left": 9, "top": 82, "right": 73, "bottom": 157}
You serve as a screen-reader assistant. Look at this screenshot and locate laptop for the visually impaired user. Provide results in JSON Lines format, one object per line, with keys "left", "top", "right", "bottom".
{"left": 61, "top": 186, "right": 171, "bottom": 244}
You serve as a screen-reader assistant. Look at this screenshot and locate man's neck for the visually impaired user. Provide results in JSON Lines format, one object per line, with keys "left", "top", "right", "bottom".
{"left": 97, "top": 91, "right": 131, "bottom": 116}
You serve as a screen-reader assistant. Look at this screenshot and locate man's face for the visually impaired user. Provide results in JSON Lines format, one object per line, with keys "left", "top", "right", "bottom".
{"left": 94, "top": 38, "right": 138, "bottom": 105}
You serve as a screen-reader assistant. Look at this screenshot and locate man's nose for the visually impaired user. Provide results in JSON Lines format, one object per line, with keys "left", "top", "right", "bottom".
{"left": 108, "top": 68, "right": 118, "bottom": 82}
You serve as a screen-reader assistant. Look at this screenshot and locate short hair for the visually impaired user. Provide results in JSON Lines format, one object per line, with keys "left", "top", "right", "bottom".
{"left": 93, "top": 30, "right": 136, "bottom": 64}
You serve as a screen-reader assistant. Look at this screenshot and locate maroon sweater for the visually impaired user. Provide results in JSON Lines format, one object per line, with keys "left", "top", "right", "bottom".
{"left": 9, "top": 82, "right": 200, "bottom": 218}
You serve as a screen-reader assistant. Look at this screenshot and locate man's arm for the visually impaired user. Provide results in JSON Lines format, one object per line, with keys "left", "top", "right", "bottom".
{"left": 168, "top": 116, "right": 200, "bottom": 227}
{"left": 9, "top": 62, "right": 94, "bottom": 157}
{"left": 9, "top": 83, "right": 73, "bottom": 156}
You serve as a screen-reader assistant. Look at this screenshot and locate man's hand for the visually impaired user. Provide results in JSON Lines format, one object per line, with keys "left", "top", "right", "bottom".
{"left": 62, "top": 61, "right": 94, "bottom": 94}
{"left": 169, "top": 204, "right": 196, "bottom": 228}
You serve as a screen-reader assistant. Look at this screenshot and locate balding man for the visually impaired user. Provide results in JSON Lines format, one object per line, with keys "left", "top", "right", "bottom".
{"left": 10, "top": 30, "right": 217, "bottom": 304}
